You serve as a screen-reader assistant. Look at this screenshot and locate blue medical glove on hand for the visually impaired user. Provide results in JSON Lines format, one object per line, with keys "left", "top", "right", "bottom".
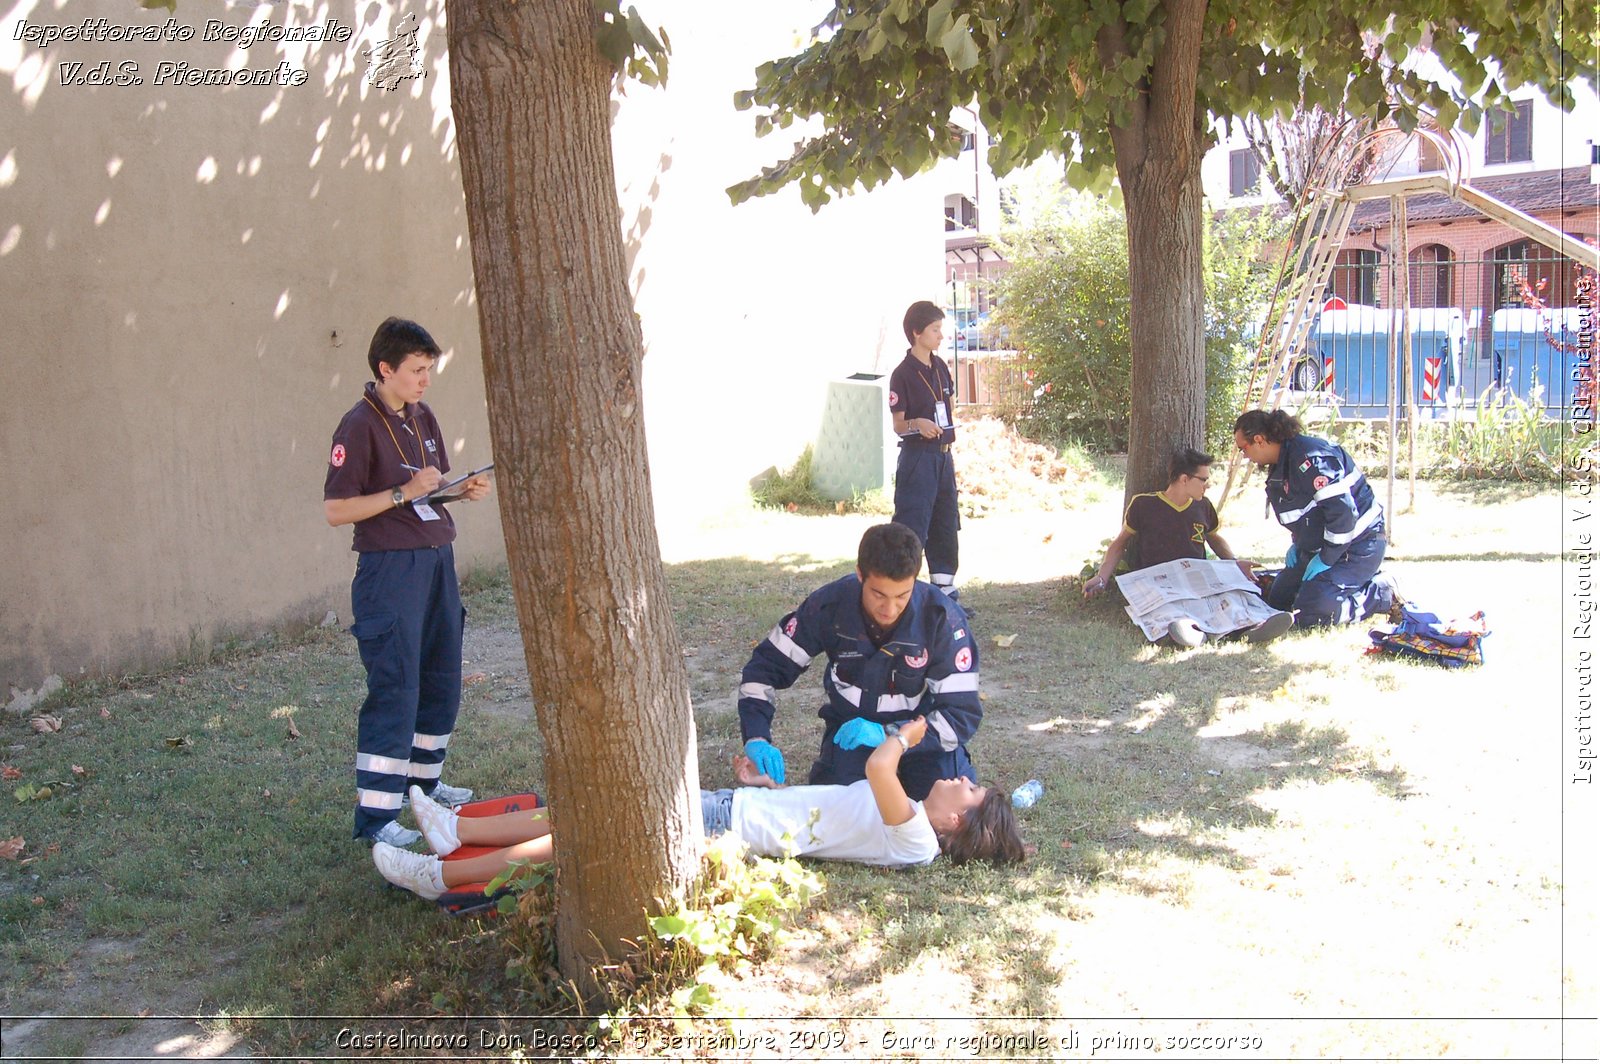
{"left": 1302, "top": 555, "right": 1332, "bottom": 582}
{"left": 1285, "top": 545, "right": 1301, "bottom": 568}
{"left": 744, "top": 739, "right": 786, "bottom": 784}
{"left": 833, "top": 718, "right": 887, "bottom": 751}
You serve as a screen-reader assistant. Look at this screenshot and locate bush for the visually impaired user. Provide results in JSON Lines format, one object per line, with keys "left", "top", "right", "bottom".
{"left": 1325, "top": 391, "right": 1566, "bottom": 482}
{"left": 994, "top": 192, "right": 1284, "bottom": 453}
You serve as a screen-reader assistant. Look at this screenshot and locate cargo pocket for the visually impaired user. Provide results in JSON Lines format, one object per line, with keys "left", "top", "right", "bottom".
{"left": 350, "top": 614, "right": 404, "bottom": 693}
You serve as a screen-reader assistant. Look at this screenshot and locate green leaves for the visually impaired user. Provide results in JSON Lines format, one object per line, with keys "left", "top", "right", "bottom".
{"left": 592, "top": 1, "right": 670, "bottom": 88}
{"left": 941, "top": 15, "right": 981, "bottom": 71}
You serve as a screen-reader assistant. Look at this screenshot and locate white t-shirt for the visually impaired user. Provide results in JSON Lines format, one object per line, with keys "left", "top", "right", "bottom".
{"left": 729, "top": 779, "right": 939, "bottom": 868}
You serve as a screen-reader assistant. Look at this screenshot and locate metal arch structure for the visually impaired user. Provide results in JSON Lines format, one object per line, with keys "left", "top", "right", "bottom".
{"left": 1221, "top": 116, "right": 1597, "bottom": 544}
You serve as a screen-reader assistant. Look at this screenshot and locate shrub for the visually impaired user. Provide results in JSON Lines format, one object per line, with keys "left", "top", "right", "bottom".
{"left": 994, "top": 191, "right": 1284, "bottom": 453}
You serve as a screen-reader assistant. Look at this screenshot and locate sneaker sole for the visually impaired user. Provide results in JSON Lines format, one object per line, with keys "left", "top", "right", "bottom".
{"left": 1245, "top": 612, "right": 1294, "bottom": 644}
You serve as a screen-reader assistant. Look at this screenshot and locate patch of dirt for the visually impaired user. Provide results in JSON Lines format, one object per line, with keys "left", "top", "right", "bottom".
{"left": 1, "top": 937, "right": 256, "bottom": 1062}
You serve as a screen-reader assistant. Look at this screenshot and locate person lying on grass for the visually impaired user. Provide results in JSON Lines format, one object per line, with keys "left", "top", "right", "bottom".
{"left": 372, "top": 717, "right": 1025, "bottom": 899}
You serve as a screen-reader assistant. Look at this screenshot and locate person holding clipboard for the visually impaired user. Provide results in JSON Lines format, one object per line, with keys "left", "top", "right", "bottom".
{"left": 887, "top": 301, "right": 963, "bottom": 605}
{"left": 323, "top": 317, "right": 493, "bottom": 848}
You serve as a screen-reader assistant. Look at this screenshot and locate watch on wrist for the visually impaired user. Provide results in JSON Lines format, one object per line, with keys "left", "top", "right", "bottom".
{"left": 895, "top": 733, "right": 911, "bottom": 751}
{"left": 391, "top": 487, "right": 406, "bottom": 508}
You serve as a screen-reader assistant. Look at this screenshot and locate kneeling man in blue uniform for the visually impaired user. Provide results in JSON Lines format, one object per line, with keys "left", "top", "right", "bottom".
{"left": 737, "top": 522, "right": 981, "bottom": 800}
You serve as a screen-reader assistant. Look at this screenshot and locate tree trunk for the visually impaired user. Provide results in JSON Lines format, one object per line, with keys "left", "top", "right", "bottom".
{"left": 447, "top": 0, "right": 700, "bottom": 994}
{"left": 1104, "top": 0, "right": 1209, "bottom": 502}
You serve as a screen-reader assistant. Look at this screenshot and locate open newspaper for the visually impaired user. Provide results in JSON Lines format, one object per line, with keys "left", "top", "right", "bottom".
{"left": 1115, "top": 558, "right": 1281, "bottom": 641}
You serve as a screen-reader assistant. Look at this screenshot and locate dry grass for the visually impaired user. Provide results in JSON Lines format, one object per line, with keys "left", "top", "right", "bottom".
{"left": 1, "top": 453, "right": 1586, "bottom": 1062}
{"left": 651, "top": 473, "right": 1584, "bottom": 1062}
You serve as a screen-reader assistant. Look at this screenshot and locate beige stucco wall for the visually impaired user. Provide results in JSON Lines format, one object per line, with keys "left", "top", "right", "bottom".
{"left": 1, "top": 0, "right": 939, "bottom": 693}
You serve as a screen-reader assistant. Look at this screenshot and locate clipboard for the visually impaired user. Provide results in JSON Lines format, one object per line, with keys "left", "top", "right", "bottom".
{"left": 418, "top": 463, "right": 494, "bottom": 503}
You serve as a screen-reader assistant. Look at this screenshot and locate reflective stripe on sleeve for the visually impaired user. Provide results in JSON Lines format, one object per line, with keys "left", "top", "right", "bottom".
{"left": 924, "top": 711, "right": 959, "bottom": 752}
{"left": 926, "top": 672, "right": 979, "bottom": 693}
{"left": 766, "top": 625, "right": 814, "bottom": 667}
{"left": 1278, "top": 470, "right": 1365, "bottom": 523}
{"left": 1322, "top": 502, "right": 1383, "bottom": 544}
{"left": 739, "top": 682, "right": 776, "bottom": 703}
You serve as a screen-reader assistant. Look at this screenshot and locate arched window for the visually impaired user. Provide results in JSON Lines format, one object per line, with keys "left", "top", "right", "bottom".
{"left": 1330, "top": 249, "right": 1380, "bottom": 305}
{"left": 1408, "top": 244, "right": 1454, "bottom": 308}
{"left": 944, "top": 194, "right": 976, "bottom": 232}
{"left": 1490, "top": 239, "right": 1582, "bottom": 310}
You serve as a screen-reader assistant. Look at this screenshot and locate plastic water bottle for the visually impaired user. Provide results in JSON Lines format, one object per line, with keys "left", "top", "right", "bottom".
{"left": 1011, "top": 779, "right": 1043, "bottom": 809}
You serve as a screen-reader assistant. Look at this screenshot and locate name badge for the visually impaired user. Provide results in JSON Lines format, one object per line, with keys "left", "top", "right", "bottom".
{"left": 934, "top": 401, "right": 951, "bottom": 430}
{"left": 412, "top": 501, "right": 441, "bottom": 522}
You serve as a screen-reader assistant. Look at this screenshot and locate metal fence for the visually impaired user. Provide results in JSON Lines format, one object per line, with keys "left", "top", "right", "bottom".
{"left": 949, "top": 254, "right": 1596, "bottom": 422}
{"left": 1294, "top": 254, "right": 1595, "bottom": 418}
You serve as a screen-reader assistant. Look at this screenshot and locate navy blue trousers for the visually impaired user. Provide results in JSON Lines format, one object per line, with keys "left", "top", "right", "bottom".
{"left": 807, "top": 718, "right": 975, "bottom": 801}
{"left": 1268, "top": 533, "right": 1393, "bottom": 627}
{"left": 893, "top": 445, "right": 960, "bottom": 591}
{"left": 349, "top": 544, "right": 464, "bottom": 838}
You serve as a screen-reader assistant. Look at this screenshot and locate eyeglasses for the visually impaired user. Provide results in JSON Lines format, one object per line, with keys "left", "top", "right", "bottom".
{"left": 1190, "top": 474, "right": 1210, "bottom": 482}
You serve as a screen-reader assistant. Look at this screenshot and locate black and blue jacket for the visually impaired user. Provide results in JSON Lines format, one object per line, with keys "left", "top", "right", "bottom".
{"left": 737, "top": 575, "right": 980, "bottom": 759}
{"left": 1267, "top": 434, "right": 1384, "bottom": 565}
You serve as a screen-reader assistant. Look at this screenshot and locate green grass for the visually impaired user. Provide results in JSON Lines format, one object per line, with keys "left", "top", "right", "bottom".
{"left": 0, "top": 480, "right": 1572, "bottom": 1060}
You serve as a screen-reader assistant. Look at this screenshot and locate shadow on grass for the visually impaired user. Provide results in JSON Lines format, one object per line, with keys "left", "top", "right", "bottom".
{"left": 0, "top": 551, "right": 1423, "bottom": 1054}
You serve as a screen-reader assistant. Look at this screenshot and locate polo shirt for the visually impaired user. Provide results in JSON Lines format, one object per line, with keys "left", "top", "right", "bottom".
{"left": 887, "top": 351, "right": 957, "bottom": 447}
{"left": 1123, "top": 492, "right": 1217, "bottom": 570}
{"left": 324, "top": 382, "right": 456, "bottom": 553}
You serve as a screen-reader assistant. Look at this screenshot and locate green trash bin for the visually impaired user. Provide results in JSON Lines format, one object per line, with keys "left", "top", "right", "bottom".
{"left": 811, "top": 373, "right": 899, "bottom": 502}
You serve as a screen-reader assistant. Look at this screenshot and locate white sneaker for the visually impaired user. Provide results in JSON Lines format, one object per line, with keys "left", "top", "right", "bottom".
{"left": 372, "top": 841, "right": 447, "bottom": 900}
{"left": 1167, "top": 619, "right": 1206, "bottom": 647}
{"left": 409, "top": 785, "right": 461, "bottom": 856}
{"left": 368, "top": 820, "right": 422, "bottom": 848}
{"left": 405, "top": 781, "right": 474, "bottom": 807}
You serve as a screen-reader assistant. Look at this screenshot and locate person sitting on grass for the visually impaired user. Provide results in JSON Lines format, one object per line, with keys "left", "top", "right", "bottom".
{"left": 1082, "top": 446, "right": 1292, "bottom": 647}
{"left": 372, "top": 717, "right": 1026, "bottom": 899}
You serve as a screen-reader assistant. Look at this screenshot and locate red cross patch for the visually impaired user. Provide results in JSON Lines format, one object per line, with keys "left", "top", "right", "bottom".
{"left": 330, "top": 443, "right": 346, "bottom": 468}
{"left": 954, "top": 646, "right": 972, "bottom": 672}
{"left": 887, "top": 390, "right": 899, "bottom": 407}
{"left": 905, "top": 649, "right": 928, "bottom": 669}
{"left": 1313, "top": 475, "right": 1330, "bottom": 490}
{"left": 783, "top": 616, "right": 798, "bottom": 638}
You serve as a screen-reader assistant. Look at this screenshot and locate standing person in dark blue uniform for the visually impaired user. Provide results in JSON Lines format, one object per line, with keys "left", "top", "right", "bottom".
{"left": 324, "top": 318, "right": 493, "bottom": 847}
{"left": 737, "top": 523, "right": 981, "bottom": 801}
{"left": 888, "top": 301, "right": 962, "bottom": 602}
{"left": 1233, "top": 409, "right": 1398, "bottom": 627}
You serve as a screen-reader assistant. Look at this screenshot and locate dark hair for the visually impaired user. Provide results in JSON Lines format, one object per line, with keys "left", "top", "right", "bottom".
{"left": 940, "top": 788, "right": 1026, "bottom": 866}
{"left": 1169, "top": 447, "right": 1215, "bottom": 482}
{"left": 857, "top": 522, "right": 923, "bottom": 581}
{"left": 368, "top": 317, "right": 442, "bottom": 381}
{"left": 1233, "top": 409, "right": 1302, "bottom": 444}
{"left": 902, "top": 300, "right": 945, "bottom": 345}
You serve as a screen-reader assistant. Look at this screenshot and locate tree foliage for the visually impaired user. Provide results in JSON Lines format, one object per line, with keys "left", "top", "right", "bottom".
{"left": 730, "top": 1, "right": 1594, "bottom": 208}
{"left": 996, "top": 193, "right": 1284, "bottom": 452}
{"left": 727, "top": 0, "right": 1596, "bottom": 497}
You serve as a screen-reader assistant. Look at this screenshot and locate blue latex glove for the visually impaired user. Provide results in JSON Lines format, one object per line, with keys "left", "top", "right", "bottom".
{"left": 743, "top": 739, "right": 786, "bottom": 784}
{"left": 1285, "top": 544, "right": 1301, "bottom": 568}
{"left": 833, "top": 718, "right": 887, "bottom": 751}
{"left": 1303, "top": 555, "right": 1332, "bottom": 582}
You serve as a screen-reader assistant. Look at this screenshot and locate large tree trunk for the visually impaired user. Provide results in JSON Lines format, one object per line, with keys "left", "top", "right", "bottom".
{"left": 447, "top": 0, "right": 700, "bottom": 993}
{"left": 1104, "top": 0, "right": 1209, "bottom": 501}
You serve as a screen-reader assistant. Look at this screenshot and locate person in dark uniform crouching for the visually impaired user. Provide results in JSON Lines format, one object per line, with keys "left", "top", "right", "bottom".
{"left": 1233, "top": 409, "right": 1398, "bottom": 627}
{"left": 324, "top": 317, "right": 493, "bottom": 847}
{"left": 736, "top": 522, "right": 981, "bottom": 801}
{"left": 888, "top": 300, "right": 962, "bottom": 602}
